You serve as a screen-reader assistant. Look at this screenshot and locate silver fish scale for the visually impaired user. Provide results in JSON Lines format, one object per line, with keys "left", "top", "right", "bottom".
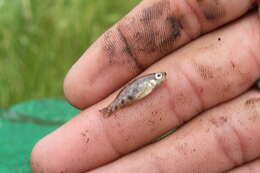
{"left": 109, "top": 74, "right": 159, "bottom": 110}
{"left": 118, "top": 75, "right": 155, "bottom": 101}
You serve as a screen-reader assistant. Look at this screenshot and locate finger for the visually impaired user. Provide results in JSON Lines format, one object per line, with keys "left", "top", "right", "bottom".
{"left": 88, "top": 90, "right": 260, "bottom": 173}
{"left": 31, "top": 13, "right": 260, "bottom": 173}
{"left": 64, "top": 0, "right": 255, "bottom": 109}
{"left": 227, "top": 159, "right": 260, "bottom": 173}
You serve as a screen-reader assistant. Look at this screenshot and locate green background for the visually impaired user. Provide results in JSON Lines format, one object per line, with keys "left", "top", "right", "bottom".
{"left": 0, "top": 0, "right": 139, "bottom": 172}
{"left": 0, "top": 0, "right": 139, "bottom": 107}
{"left": 0, "top": 99, "right": 80, "bottom": 172}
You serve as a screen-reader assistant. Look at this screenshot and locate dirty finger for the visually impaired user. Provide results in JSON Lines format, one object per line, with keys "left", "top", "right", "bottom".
{"left": 64, "top": 0, "right": 256, "bottom": 109}
{"left": 87, "top": 90, "right": 260, "bottom": 173}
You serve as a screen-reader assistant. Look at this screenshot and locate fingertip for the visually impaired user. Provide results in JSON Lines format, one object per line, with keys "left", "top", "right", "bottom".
{"left": 63, "top": 73, "right": 92, "bottom": 110}
{"left": 63, "top": 57, "right": 108, "bottom": 109}
{"left": 30, "top": 127, "right": 82, "bottom": 173}
{"left": 63, "top": 41, "right": 131, "bottom": 110}
{"left": 30, "top": 141, "right": 39, "bottom": 172}
{"left": 30, "top": 137, "right": 57, "bottom": 173}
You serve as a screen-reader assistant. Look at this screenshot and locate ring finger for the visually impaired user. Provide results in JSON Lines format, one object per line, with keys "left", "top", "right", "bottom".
{"left": 88, "top": 90, "right": 260, "bottom": 173}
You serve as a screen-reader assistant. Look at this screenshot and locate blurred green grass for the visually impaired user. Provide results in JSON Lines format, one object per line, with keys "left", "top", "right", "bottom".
{"left": 0, "top": 0, "right": 139, "bottom": 107}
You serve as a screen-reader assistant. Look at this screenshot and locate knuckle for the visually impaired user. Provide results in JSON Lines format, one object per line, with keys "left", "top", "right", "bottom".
{"left": 210, "top": 116, "right": 246, "bottom": 166}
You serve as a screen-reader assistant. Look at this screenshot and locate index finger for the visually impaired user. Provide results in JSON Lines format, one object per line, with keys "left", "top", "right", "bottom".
{"left": 64, "top": 0, "right": 255, "bottom": 109}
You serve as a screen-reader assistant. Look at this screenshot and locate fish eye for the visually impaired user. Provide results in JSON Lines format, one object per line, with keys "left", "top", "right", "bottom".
{"left": 155, "top": 73, "right": 163, "bottom": 80}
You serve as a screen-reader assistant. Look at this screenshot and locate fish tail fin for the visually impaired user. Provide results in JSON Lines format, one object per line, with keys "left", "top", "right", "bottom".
{"left": 99, "top": 107, "right": 112, "bottom": 118}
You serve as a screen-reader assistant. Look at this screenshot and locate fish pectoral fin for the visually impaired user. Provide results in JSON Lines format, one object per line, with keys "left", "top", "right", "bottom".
{"left": 135, "top": 83, "right": 154, "bottom": 99}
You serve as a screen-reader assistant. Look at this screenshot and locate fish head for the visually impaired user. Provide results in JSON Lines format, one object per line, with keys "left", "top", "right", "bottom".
{"left": 153, "top": 72, "right": 167, "bottom": 84}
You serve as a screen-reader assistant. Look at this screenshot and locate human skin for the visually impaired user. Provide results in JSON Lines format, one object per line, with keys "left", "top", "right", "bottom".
{"left": 31, "top": 0, "right": 260, "bottom": 173}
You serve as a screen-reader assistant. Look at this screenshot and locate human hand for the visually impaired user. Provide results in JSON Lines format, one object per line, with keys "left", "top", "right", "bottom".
{"left": 31, "top": 0, "right": 260, "bottom": 172}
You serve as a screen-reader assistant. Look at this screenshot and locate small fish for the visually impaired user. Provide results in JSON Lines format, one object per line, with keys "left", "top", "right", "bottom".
{"left": 99, "top": 72, "right": 167, "bottom": 117}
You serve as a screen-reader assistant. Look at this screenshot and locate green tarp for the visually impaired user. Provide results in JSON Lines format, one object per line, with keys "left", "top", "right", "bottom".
{"left": 0, "top": 99, "right": 80, "bottom": 173}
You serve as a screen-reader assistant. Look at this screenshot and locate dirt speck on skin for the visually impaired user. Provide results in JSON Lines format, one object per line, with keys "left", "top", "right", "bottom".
{"left": 194, "top": 63, "right": 214, "bottom": 80}
{"left": 140, "top": 1, "right": 166, "bottom": 23}
{"left": 103, "top": 30, "right": 116, "bottom": 64}
{"left": 219, "top": 116, "right": 228, "bottom": 123}
{"left": 197, "top": 0, "right": 225, "bottom": 21}
{"left": 248, "top": 114, "right": 259, "bottom": 122}
{"left": 151, "top": 111, "right": 158, "bottom": 116}
{"left": 199, "top": 87, "right": 204, "bottom": 94}
{"left": 230, "top": 61, "right": 236, "bottom": 69}
{"left": 245, "top": 98, "right": 260, "bottom": 122}
{"left": 210, "top": 116, "right": 228, "bottom": 128}
{"left": 218, "top": 37, "right": 221, "bottom": 41}
{"left": 116, "top": 121, "right": 121, "bottom": 127}
{"left": 222, "top": 83, "right": 231, "bottom": 96}
{"left": 175, "top": 142, "right": 188, "bottom": 155}
{"left": 147, "top": 120, "right": 155, "bottom": 126}
{"left": 166, "top": 16, "right": 183, "bottom": 39}
{"left": 81, "top": 130, "right": 90, "bottom": 144}
{"left": 245, "top": 98, "right": 260, "bottom": 106}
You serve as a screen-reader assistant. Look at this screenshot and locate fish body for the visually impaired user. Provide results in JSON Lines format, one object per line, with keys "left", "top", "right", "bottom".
{"left": 100, "top": 72, "right": 167, "bottom": 117}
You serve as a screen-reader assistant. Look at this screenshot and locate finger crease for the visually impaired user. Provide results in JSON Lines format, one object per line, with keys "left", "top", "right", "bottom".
{"left": 245, "top": 157, "right": 260, "bottom": 172}
{"left": 184, "top": 0, "right": 203, "bottom": 35}
{"left": 214, "top": 122, "right": 245, "bottom": 168}
{"left": 177, "top": 19, "right": 193, "bottom": 43}
{"left": 179, "top": 68, "right": 205, "bottom": 112}
{"left": 98, "top": 116, "right": 123, "bottom": 158}
{"left": 165, "top": 83, "right": 186, "bottom": 125}
{"left": 173, "top": 105, "right": 185, "bottom": 125}
{"left": 230, "top": 124, "right": 246, "bottom": 164}
{"left": 117, "top": 26, "right": 144, "bottom": 71}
